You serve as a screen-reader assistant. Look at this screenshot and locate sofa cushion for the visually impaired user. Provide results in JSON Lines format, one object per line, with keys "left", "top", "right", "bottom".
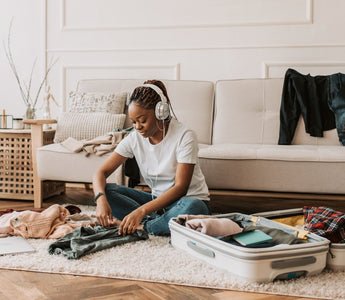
{"left": 37, "top": 143, "right": 123, "bottom": 183}
{"left": 213, "top": 79, "right": 283, "bottom": 145}
{"left": 199, "top": 157, "right": 345, "bottom": 194}
{"left": 213, "top": 79, "right": 341, "bottom": 146}
{"left": 67, "top": 91, "right": 127, "bottom": 114}
{"left": 199, "top": 144, "right": 260, "bottom": 160}
{"left": 199, "top": 144, "right": 345, "bottom": 162}
{"left": 54, "top": 112, "right": 126, "bottom": 143}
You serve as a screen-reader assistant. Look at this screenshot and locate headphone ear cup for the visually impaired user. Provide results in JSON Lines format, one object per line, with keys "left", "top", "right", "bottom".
{"left": 155, "top": 101, "right": 170, "bottom": 120}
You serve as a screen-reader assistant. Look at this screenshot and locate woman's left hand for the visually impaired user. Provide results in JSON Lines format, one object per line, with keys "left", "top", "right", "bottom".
{"left": 119, "top": 208, "right": 145, "bottom": 236}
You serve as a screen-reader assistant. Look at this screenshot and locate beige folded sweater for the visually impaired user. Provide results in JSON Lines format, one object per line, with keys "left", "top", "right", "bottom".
{"left": 61, "top": 131, "right": 128, "bottom": 156}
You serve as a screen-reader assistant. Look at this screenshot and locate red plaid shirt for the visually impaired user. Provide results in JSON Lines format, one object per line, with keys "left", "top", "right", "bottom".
{"left": 303, "top": 206, "right": 345, "bottom": 243}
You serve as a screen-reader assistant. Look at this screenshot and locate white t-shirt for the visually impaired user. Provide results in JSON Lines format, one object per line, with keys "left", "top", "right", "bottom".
{"left": 115, "top": 118, "right": 210, "bottom": 201}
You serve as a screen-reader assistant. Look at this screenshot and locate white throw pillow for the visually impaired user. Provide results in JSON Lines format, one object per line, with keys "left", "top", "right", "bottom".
{"left": 54, "top": 112, "right": 126, "bottom": 143}
{"left": 67, "top": 91, "right": 127, "bottom": 114}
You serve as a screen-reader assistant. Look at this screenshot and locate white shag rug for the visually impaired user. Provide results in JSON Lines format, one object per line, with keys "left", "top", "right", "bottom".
{"left": 0, "top": 205, "right": 344, "bottom": 300}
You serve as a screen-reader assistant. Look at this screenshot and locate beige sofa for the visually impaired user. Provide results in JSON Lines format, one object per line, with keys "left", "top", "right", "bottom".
{"left": 28, "top": 78, "right": 345, "bottom": 209}
{"left": 200, "top": 79, "right": 345, "bottom": 194}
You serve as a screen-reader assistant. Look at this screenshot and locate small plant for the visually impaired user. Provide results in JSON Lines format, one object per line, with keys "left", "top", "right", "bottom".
{"left": 3, "top": 19, "right": 58, "bottom": 110}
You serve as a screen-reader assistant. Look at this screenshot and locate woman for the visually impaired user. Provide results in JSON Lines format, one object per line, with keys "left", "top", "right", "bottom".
{"left": 93, "top": 80, "right": 210, "bottom": 236}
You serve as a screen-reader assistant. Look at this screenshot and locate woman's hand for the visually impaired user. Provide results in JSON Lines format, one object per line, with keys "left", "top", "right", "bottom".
{"left": 119, "top": 207, "right": 145, "bottom": 236}
{"left": 93, "top": 152, "right": 127, "bottom": 228}
{"left": 96, "top": 197, "right": 113, "bottom": 228}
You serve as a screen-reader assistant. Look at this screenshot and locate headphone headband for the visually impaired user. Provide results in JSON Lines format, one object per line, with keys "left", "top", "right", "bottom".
{"left": 139, "top": 84, "right": 167, "bottom": 103}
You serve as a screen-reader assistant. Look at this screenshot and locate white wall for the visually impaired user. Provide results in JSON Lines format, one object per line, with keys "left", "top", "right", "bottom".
{"left": 2, "top": 0, "right": 345, "bottom": 118}
{"left": 0, "top": 0, "right": 45, "bottom": 118}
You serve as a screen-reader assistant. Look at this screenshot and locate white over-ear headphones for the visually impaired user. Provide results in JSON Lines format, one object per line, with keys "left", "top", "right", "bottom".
{"left": 141, "top": 84, "right": 170, "bottom": 120}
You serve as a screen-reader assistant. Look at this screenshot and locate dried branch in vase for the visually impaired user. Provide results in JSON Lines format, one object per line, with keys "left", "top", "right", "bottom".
{"left": 2, "top": 19, "right": 58, "bottom": 110}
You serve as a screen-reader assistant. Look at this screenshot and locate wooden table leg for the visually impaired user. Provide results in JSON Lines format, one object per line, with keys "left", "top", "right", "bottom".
{"left": 30, "top": 124, "right": 43, "bottom": 208}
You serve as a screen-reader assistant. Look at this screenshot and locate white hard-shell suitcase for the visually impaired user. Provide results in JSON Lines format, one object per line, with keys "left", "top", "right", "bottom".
{"left": 257, "top": 208, "right": 345, "bottom": 271}
{"left": 169, "top": 212, "right": 330, "bottom": 283}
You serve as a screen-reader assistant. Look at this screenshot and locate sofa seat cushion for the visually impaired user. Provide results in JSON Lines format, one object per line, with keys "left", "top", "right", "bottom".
{"left": 199, "top": 144, "right": 345, "bottom": 162}
{"left": 37, "top": 143, "right": 123, "bottom": 184}
{"left": 199, "top": 144, "right": 261, "bottom": 160}
{"left": 199, "top": 157, "right": 345, "bottom": 193}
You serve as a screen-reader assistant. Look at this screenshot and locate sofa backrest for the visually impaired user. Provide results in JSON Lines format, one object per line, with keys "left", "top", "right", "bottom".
{"left": 76, "top": 79, "right": 214, "bottom": 145}
{"left": 213, "top": 79, "right": 340, "bottom": 145}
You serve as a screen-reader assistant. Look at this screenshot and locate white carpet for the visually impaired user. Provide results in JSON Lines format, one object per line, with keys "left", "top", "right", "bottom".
{"left": 0, "top": 205, "right": 344, "bottom": 300}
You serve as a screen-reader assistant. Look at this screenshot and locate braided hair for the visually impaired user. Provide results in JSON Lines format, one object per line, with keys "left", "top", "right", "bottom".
{"left": 129, "top": 80, "right": 170, "bottom": 110}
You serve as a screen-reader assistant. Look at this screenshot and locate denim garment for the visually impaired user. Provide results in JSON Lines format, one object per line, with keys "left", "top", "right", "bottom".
{"left": 105, "top": 184, "right": 211, "bottom": 235}
{"left": 328, "top": 73, "right": 345, "bottom": 145}
{"left": 48, "top": 225, "right": 148, "bottom": 259}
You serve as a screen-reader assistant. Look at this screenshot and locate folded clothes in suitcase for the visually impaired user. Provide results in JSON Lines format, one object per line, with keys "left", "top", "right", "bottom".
{"left": 257, "top": 208, "right": 345, "bottom": 272}
{"left": 169, "top": 212, "right": 330, "bottom": 283}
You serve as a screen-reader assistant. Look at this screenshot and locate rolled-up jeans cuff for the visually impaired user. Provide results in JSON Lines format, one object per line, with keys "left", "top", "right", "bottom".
{"left": 141, "top": 212, "right": 159, "bottom": 224}
{"left": 142, "top": 219, "right": 150, "bottom": 232}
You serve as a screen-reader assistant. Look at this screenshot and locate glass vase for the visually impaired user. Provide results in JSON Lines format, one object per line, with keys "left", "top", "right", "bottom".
{"left": 24, "top": 104, "right": 36, "bottom": 129}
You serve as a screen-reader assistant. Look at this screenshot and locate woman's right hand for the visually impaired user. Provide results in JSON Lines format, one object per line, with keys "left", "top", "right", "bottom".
{"left": 96, "top": 196, "right": 113, "bottom": 228}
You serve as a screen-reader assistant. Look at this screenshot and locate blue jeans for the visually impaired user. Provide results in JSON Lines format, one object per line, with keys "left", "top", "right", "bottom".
{"left": 328, "top": 73, "right": 345, "bottom": 145}
{"left": 105, "top": 184, "right": 211, "bottom": 235}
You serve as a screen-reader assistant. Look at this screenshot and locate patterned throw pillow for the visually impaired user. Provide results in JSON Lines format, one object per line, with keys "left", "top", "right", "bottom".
{"left": 54, "top": 112, "right": 126, "bottom": 143}
{"left": 67, "top": 91, "right": 127, "bottom": 114}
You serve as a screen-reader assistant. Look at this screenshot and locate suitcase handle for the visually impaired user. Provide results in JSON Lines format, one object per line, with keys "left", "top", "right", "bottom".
{"left": 187, "top": 240, "right": 215, "bottom": 258}
{"left": 271, "top": 256, "right": 316, "bottom": 269}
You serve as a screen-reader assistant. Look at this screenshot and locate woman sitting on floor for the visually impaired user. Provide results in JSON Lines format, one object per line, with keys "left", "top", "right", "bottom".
{"left": 92, "top": 79, "right": 210, "bottom": 236}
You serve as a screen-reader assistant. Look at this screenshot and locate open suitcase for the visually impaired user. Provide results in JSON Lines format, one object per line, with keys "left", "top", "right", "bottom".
{"left": 169, "top": 212, "right": 330, "bottom": 283}
{"left": 257, "top": 208, "right": 345, "bottom": 272}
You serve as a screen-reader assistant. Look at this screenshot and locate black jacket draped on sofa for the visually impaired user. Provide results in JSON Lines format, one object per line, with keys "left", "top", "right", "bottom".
{"left": 278, "top": 68, "right": 345, "bottom": 145}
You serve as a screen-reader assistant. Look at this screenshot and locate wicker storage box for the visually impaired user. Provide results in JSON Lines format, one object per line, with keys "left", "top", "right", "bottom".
{"left": 0, "top": 129, "right": 65, "bottom": 201}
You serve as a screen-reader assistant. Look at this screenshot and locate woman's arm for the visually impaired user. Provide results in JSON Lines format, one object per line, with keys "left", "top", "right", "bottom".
{"left": 119, "top": 162, "right": 195, "bottom": 235}
{"left": 93, "top": 151, "right": 127, "bottom": 227}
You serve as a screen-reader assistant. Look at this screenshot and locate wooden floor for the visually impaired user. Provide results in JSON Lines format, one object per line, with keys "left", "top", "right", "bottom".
{"left": 0, "top": 185, "right": 324, "bottom": 300}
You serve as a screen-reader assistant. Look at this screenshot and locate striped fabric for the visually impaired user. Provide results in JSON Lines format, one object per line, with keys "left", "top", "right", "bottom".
{"left": 54, "top": 112, "right": 126, "bottom": 143}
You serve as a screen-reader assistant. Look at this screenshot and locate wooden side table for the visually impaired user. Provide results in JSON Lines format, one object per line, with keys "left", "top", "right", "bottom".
{"left": 0, "top": 128, "right": 65, "bottom": 205}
